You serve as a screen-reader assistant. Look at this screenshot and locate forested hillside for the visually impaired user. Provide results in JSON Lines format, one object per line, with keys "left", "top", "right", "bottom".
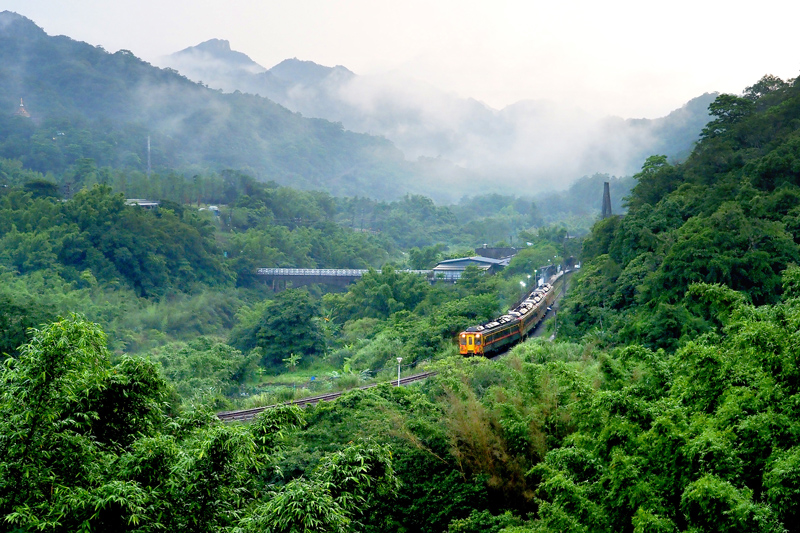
{"left": 495, "top": 74, "right": 800, "bottom": 530}
{"left": 1, "top": 150, "right": 581, "bottom": 361}
{"left": 0, "top": 161, "right": 579, "bottom": 531}
{"left": 561, "top": 74, "right": 800, "bottom": 350}
{"left": 0, "top": 11, "right": 452, "bottom": 200}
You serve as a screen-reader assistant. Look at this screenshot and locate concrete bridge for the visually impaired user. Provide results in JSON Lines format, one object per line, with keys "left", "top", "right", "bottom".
{"left": 256, "top": 268, "right": 431, "bottom": 290}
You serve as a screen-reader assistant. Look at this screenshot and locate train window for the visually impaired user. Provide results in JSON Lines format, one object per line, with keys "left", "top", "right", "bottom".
{"left": 475, "top": 337, "right": 482, "bottom": 345}
{"left": 467, "top": 336, "right": 473, "bottom": 346}
{"left": 459, "top": 336, "right": 466, "bottom": 345}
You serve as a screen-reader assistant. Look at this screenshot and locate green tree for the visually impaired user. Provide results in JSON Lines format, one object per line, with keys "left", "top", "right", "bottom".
{"left": 0, "top": 314, "right": 402, "bottom": 532}
{"left": 324, "top": 266, "right": 431, "bottom": 323}
{"left": 23, "top": 178, "right": 61, "bottom": 199}
{"left": 0, "top": 288, "right": 56, "bottom": 357}
{"left": 656, "top": 202, "right": 798, "bottom": 305}
{"left": 0, "top": 315, "right": 165, "bottom": 530}
{"left": 626, "top": 155, "right": 682, "bottom": 209}
{"left": 681, "top": 475, "right": 782, "bottom": 533}
{"left": 744, "top": 74, "right": 787, "bottom": 102}
{"left": 409, "top": 244, "right": 446, "bottom": 270}
{"left": 700, "top": 94, "right": 755, "bottom": 140}
{"left": 230, "top": 289, "right": 325, "bottom": 369}
{"left": 151, "top": 337, "right": 260, "bottom": 402}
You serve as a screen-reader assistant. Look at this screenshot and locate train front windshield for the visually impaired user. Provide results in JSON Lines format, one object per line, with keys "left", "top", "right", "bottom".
{"left": 460, "top": 332, "right": 483, "bottom": 355}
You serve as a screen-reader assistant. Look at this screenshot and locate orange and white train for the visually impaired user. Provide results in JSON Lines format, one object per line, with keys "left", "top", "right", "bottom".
{"left": 459, "top": 272, "right": 562, "bottom": 356}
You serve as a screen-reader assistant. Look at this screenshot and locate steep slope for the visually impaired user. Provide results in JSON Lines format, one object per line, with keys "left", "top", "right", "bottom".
{"left": 561, "top": 73, "right": 800, "bottom": 350}
{"left": 0, "top": 11, "right": 425, "bottom": 199}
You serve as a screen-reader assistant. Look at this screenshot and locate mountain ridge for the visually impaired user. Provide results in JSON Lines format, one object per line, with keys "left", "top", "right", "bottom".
{"left": 0, "top": 11, "right": 471, "bottom": 200}
{"left": 162, "top": 39, "right": 717, "bottom": 185}
{"left": 0, "top": 13, "right": 718, "bottom": 201}
{"left": 173, "top": 38, "right": 266, "bottom": 72}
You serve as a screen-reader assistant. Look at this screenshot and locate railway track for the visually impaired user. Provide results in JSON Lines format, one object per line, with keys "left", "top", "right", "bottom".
{"left": 218, "top": 271, "right": 574, "bottom": 423}
{"left": 217, "top": 371, "right": 438, "bottom": 422}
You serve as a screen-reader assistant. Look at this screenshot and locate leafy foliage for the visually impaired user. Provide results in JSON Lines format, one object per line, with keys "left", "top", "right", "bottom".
{"left": 0, "top": 315, "right": 400, "bottom": 532}
{"left": 0, "top": 184, "right": 229, "bottom": 296}
{"left": 324, "top": 266, "right": 431, "bottom": 322}
{"left": 229, "top": 289, "right": 326, "bottom": 370}
{"left": 518, "top": 281, "right": 800, "bottom": 532}
{"left": 151, "top": 336, "right": 260, "bottom": 401}
{"left": 561, "top": 72, "right": 800, "bottom": 350}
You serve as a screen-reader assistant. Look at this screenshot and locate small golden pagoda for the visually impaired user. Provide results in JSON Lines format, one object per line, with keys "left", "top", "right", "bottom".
{"left": 14, "top": 98, "right": 31, "bottom": 118}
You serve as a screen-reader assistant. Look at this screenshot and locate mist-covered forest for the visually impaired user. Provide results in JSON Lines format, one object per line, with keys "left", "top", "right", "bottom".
{"left": 5, "top": 7, "right": 800, "bottom": 533}
{"left": 0, "top": 11, "right": 432, "bottom": 200}
{"left": 2, "top": 10, "right": 687, "bottom": 202}
{"left": 164, "top": 39, "right": 715, "bottom": 190}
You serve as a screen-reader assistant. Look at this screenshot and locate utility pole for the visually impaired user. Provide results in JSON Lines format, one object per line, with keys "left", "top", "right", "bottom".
{"left": 147, "top": 136, "right": 151, "bottom": 176}
{"left": 552, "top": 284, "right": 560, "bottom": 337}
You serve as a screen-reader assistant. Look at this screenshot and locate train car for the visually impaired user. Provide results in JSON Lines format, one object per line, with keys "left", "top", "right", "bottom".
{"left": 459, "top": 272, "right": 562, "bottom": 356}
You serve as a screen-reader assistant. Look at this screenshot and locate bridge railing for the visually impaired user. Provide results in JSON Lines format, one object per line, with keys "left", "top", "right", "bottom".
{"left": 256, "top": 268, "right": 431, "bottom": 277}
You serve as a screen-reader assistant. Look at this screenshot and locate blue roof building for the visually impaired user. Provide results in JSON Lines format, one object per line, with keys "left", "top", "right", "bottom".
{"left": 431, "top": 256, "right": 509, "bottom": 282}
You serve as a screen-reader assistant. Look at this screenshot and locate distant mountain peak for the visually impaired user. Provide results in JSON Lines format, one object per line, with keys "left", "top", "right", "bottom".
{"left": 0, "top": 10, "right": 26, "bottom": 24}
{"left": 171, "top": 38, "right": 265, "bottom": 72}
{"left": 268, "top": 58, "right": 354, "bottom": 85}
{"left": 0, "top": 10, "right": 46, "bottom": 36}
{"left": 193, "top": 38, "right": 232, "bottom": 53}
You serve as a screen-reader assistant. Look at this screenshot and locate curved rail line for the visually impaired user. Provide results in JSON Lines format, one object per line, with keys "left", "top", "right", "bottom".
{"left": 217, "top": 371, "right": 438, "bottom": 422}
{"left": 217, "top": 271, "right": 573, "bottom": 423}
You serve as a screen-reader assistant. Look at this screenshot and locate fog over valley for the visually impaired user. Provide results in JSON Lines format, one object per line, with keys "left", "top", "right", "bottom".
{"left": 162, "top": 39, "right": 716, "bottom": 194}
{"left": 2, "top": 5, "right": 794, "bottom": 205}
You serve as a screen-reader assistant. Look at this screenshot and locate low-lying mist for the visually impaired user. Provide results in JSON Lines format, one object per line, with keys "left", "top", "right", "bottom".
{"left": 0, "top": 11, "right": 715, "bottom": 205}
{"left": 162, "top": 41, "right": 716, "bottom": 196}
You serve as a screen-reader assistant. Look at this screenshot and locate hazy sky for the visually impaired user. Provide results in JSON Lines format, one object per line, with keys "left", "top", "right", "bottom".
{"left": 5, "top": 0, "right": 799, "bottom": 118}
